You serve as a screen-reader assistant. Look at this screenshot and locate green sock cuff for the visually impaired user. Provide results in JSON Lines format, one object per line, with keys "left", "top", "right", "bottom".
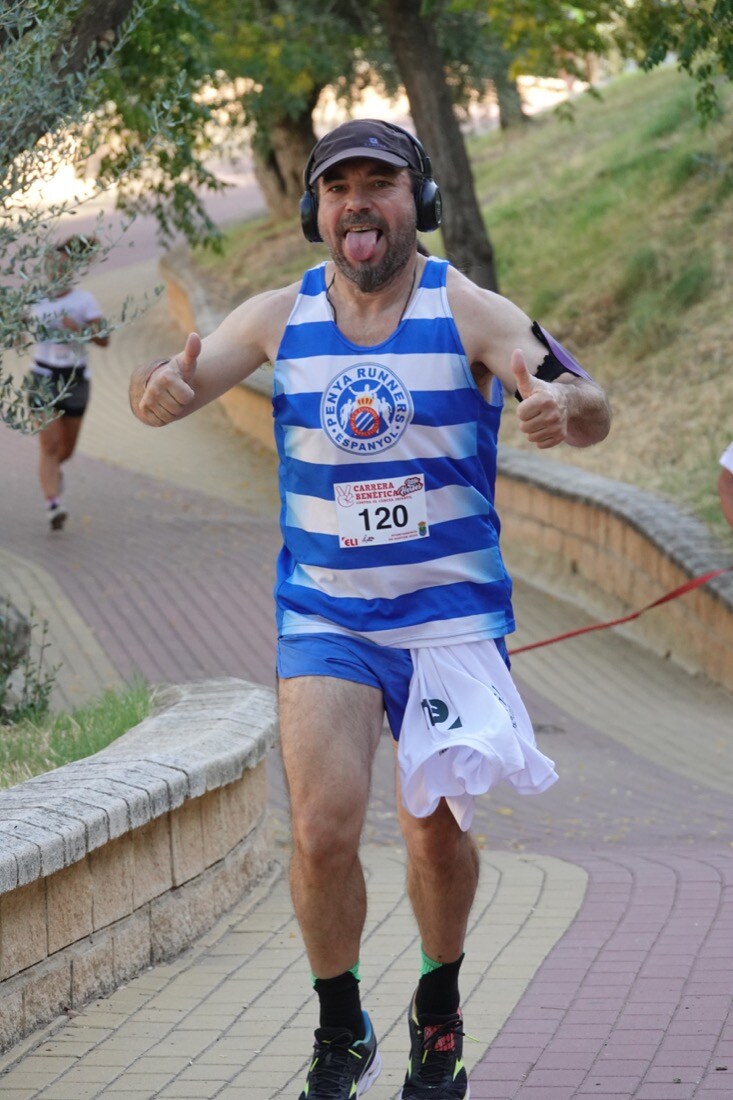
{"left": 420, "top": 945, "right": 442, "bottom": 977}
{"left": 311, "top": 961, "right": 360, "bottom": 988}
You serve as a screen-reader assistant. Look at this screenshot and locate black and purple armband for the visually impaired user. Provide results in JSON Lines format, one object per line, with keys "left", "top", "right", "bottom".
{"left": 514, "top": 321, "right": 594, "bottom": 401}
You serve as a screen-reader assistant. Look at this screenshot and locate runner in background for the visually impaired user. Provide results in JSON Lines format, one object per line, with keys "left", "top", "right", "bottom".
{"left": 25, "top": 236, "right": 109, "bottom": 531}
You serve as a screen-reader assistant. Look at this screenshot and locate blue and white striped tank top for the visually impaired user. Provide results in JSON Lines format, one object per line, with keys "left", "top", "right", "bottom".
{"left": 272, "top": 256, "right": 514, "bottom": 647}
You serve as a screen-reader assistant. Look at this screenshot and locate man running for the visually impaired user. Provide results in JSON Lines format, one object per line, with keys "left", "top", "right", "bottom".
{"left": 130, "top": 119, "right": 611, "bottom": 1100}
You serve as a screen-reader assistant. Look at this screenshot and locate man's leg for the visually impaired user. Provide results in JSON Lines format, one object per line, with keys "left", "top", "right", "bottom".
{"left": 396, "top": 764, "right": 477, "bottom": 1099}
{"left": 279, "top": 673, "right": 384, "bottom": 980}
{"left": 280, "top": 673, "right": 384, "bottom": 1098}
{"left": 397, "top": 775, "right": 479, "bottom": 978}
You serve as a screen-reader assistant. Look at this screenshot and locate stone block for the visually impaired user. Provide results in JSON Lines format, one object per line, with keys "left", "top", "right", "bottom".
{"left": 605, "top": 512, "right": 627, "bottom": 558}
{"left": 0, "top": 876, "right": 47, "bottom": 979}
{"left": 566, "top": 500, "right": 591, "bottom": 540}
{"left": 170, "top": 796, "right": 205, "bottom": 887}
{"left": 212, "top": 827, "right": 270, "bottom": 917}
{"left": 47, "top": 859, "right": 94, "bottom": 955}
{"left": 70, "top": 936, "right": 116, "bottom": 1006}
{"left": 0, "top": 843, "right": 19, "bottom": 894}
{"left": 22, "top": 954, "right": 72, "bottom": 1032}
{"left": 220, "top": 765, "right": 267, "bottom": 852}
{"left": 201, "top": 789, "right": 228, "bottom": 867}
{"left": 113, "top": 910, "right": 151, "bottom": 983}
{"left": 132, "top": 816, "right": 173, "bottom": 908}
{"left": 150, "top": 876, "right": 217, "bottom": 964}
{"left": 528, "top": 485, "right": 554, "bottom": 526}
{"left": 0, "top": 977, "right": 24, "bottom": 1052}
{"left": 0, "top": 822, "right": 57, "bottom": 882}
{"left": 89, "top": 835, "right": 134, "bottom": 930}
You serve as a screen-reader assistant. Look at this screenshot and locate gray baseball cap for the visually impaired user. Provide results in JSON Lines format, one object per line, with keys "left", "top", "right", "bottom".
{"left": 306, "top": 120, "right": 422, "bottom": 184}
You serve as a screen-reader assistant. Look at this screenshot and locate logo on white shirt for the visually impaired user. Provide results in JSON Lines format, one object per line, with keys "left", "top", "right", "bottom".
{"left": 321, "top": 362, "right": 413, "bottom": 453}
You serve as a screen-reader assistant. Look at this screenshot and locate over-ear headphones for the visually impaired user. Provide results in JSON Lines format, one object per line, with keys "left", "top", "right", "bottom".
{"left": 299, "top": 122, "right": 442, "bottom": 243}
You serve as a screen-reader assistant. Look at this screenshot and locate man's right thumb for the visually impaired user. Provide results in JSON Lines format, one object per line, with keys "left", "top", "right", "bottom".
{"left": 179, "top": 332, "right": 201, "bottom": 383}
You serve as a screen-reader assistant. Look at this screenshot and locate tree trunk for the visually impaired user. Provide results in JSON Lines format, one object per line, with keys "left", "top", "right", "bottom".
{"left": 2, "top": 0, "right": 138, "bottom": 161}
{"left": 488, "top": 49, "right": 529, "bottom": 130}
{"left": 379, "top": 0, "right": 499, "bottom": 291}
{"left": 251, "top": 107, "right": 319, "bottom": 220}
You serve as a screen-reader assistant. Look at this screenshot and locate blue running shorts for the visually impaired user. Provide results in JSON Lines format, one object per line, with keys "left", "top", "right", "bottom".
{"left": 276, "top": 632, "right": 510, "bottom": 741}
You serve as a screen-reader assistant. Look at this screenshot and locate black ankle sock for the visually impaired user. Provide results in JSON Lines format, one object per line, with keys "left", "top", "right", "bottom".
{"left": 314, "top": 971, "right": 364, "bottom": 1039}
{"left": 415, "top": 953, "right": 464, "bottom": 1017}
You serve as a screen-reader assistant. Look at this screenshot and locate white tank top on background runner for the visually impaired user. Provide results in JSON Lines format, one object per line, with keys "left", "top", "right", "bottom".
{"left": 29, "top": 288, "right": 102, "bottom": 375}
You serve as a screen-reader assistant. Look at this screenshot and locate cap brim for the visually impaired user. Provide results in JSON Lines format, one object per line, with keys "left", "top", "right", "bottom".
{"left": 310, "top": 148, "right": 410, "bottom": 182}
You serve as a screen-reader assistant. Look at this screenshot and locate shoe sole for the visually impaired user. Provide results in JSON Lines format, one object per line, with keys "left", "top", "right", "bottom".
{"left": 358, "top": 1049, "right": 382, "bottom": 1095}
{"left": 401, "top": 1077, "right": 470, "bottom": 1099}
{"left": 50, "top": 510, "right": 67, "bottom": 531}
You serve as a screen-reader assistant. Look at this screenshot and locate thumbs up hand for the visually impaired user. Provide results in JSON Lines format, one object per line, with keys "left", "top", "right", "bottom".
{"left": 177, "top": 331, "right": 201, "bottom": 386}
{"left": 511, "top": 348, "right": 569, "bottom": 449}
{"left": 139, "top": 332, "right": 201, "bottom": 426}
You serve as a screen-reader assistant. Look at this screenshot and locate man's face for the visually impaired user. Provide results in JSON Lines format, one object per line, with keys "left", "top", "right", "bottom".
{"left": 316, "top": 159, "right": 417, "bottom": 292}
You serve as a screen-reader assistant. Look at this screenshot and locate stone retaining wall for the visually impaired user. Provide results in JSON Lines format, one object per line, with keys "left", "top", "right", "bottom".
{"left": 495, "top": 451, "right": 733, "bottom": 691}
{"left": 0, "top": 679, "right": 278, "bottom": 1053}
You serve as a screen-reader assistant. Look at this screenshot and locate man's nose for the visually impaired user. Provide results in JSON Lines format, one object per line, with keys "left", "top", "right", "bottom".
{"left": 344, "top": 183, "right": 373, "bottom": 210}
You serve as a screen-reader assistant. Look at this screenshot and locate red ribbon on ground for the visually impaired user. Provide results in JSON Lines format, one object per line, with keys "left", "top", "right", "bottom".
{"left": 508, "top": 566, "right": 732, "bottom": 656}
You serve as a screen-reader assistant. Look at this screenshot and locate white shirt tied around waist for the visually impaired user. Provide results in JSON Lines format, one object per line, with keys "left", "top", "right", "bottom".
{"left": 398, "top": 639, "right": 558, "bottom": 831}
{"left": 719, "top": 444, "right": 733, "bottom": 474}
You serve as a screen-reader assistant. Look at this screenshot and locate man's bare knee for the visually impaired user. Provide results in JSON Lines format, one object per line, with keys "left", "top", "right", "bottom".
{"left": 291, "top": 797, "right": 362, "bottom": 871}
{"left": 402, "top": 802, "right": 478, "bottom": 870}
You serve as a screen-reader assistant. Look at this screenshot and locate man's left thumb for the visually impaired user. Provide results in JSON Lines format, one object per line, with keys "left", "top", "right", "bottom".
{"left": 511, "top": 350, "right": 535, "bottom": 400}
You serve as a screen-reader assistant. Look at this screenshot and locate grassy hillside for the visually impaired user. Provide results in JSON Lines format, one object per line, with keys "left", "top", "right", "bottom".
{"left": 193, "top": 66, "right": 733, "bottom": 540}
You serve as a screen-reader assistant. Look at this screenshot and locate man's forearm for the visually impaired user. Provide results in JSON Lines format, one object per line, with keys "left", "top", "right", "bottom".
{"left": 562, "top": 379, "right": 611, "bottom": 448}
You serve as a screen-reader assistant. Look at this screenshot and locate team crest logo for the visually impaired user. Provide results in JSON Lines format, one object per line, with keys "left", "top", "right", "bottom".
{"left": 321, "top": 363, "right": 413, "bottom": 454}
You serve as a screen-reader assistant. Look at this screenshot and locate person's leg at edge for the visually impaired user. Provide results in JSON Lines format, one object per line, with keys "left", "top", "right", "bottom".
{"left": 58, "top": 413, "right": 83, "bottom": 465}
{"left": 279, "top": 673, "right": 384, "bottom": 1040}
{"left": 38, "top": 418, "right": 65, "bottom": 502}
{"left": 38, "top": 415, "right": 82, "bottom": 501}
{"left": 396, "top": 759, "right": 476, "bottom": 1098}
{"left": 396, "top": 767, "right": 479, "bottom": 1015}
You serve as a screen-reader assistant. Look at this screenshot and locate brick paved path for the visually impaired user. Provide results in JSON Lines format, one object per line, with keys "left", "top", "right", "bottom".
{"left": 0, "top": 258, "right": 731, "bottom": 1098}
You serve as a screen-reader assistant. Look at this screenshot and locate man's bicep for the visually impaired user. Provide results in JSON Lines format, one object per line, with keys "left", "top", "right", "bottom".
{"left": 191, "top": 305, "right": 273, "bottom": 401}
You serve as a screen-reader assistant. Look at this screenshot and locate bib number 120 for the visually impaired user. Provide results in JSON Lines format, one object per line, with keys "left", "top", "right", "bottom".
{"left": 358, "top": 505, "right": 408, "bottom": 531}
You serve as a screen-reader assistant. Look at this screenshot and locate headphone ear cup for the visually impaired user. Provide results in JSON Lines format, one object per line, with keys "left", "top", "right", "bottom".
{"left": 415, "top": 178, "right": 442, "bottom": 233}
{"left": 299, "top": 189, "right": 322, "bottom": 243}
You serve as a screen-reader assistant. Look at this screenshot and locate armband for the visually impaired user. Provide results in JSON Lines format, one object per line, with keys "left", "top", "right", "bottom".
{"left": 514, "top": 322, "right": 594, "bottom": 401}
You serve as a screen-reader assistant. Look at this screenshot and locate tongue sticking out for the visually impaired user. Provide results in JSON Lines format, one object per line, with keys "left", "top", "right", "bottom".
{"left": 344, "top": 229, "right": 379, "bottom": 263}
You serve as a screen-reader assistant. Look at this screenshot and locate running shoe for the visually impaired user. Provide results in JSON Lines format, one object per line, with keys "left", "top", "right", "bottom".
{"left": 48, "top": 502, "right": 67, "bottom": 531}
{"left": 299, "top": 1010, "right": 381, "bottom": 1099}
{"left": 401, "top": 995, "right": 469, "bottom": 1098}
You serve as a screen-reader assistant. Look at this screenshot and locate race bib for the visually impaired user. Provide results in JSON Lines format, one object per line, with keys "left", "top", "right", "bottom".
{"left": 334, "top": 475, "right": 429, "bottom": 548}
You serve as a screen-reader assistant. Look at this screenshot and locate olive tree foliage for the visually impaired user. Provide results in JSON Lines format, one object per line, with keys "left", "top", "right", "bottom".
{"left": 0, "top": 0, "right": 226, "bottom": 432}
{"left": 197, "top": 0, "right": 525, "bottom": 289}
{"left": 619, "top": 0, "right": 733, "bottom": 123}
{"left": 199, "top": 0, "right": 395, "bottom": 218}
{"left": 461, "top": 0, "right": 733, "bottom": 125}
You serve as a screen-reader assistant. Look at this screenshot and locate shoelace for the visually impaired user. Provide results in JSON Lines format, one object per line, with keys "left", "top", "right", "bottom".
{"left": 417, "top": 1017, "right": 465, "bottom": 1084}
{"left": 309, "top": 1035, "right": 364, "bottom": 1093}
